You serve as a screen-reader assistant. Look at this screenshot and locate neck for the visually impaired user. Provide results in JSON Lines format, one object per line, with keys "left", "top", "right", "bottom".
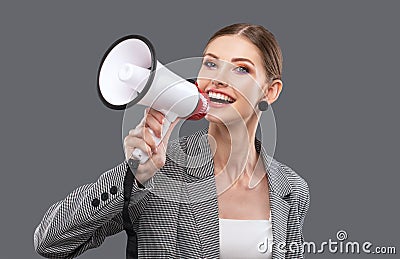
{"left": 208, "top": 119, "right": 267, "bottom": 195}
{"left": 208, "top": 120, "right": 259, "bottom": 176}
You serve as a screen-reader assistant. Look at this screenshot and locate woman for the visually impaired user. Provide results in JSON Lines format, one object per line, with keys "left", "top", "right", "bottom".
{"left": 34, "top": 23, "right": 310, "bottom": 259}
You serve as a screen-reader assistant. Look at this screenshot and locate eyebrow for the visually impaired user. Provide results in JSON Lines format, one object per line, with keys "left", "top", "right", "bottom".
{"left": 204, "top": 53, "right": 255, "bottom": 67}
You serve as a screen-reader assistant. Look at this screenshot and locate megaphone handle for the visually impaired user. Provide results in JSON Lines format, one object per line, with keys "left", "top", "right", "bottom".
{"left": 131, "top": 111, "right": 177, "bottom": 164}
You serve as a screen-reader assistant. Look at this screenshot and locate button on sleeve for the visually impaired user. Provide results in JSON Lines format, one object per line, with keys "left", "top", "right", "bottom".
{"left": 101, "top": 192, "right": 109, "bottom": 201}
{"left": 91, "top": 198, "right": 100, "bottom": 207}
{"left": 110, "top": 186, "right": 118, "bottom": 195}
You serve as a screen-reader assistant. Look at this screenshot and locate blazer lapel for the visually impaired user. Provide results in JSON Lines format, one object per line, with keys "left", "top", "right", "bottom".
{"left": 258, "top": 141, "right": 292, "bottom": 259}
{"left": 185, "top": 129, "right": 220, "bottom": 258}
{"left": 184, "top": 129, "right": 293, "bottom": 259}
{"left": 269, "top": 192, "right": 290, "bottom": 258}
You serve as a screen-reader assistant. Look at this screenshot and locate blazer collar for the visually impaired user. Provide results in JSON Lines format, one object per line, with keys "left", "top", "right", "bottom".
{"left": 185, "top": 128, "right": 292, "bottom": 198}
{"left": 185, "top": 128, "right": 293, "bottom": 258}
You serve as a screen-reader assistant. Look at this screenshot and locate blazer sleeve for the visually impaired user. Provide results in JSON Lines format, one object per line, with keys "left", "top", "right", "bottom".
{"left": 33, "top": 162, "right": 154, "bottom": 258}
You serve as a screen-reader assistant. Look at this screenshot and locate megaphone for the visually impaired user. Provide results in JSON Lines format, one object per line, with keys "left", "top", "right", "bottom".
{"left": 97, "top": 35, "right": 209, "bottom": 164}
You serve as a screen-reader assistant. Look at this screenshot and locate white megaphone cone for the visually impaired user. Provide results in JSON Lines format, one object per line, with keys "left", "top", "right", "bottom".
{"left": 97, "top": 35, "right": 209, "bottom": 164}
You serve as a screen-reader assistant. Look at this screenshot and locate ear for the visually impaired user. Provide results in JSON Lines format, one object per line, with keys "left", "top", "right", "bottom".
{"left": 263, "top": 79, "right": 283, "bottom": 105}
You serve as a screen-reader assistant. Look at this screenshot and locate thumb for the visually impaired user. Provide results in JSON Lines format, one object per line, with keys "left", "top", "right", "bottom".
{"left": 161, "top": 118, "right": 180, "bottom": 145}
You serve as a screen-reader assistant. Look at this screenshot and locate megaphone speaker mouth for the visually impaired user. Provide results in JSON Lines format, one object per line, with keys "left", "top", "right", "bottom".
{"left": 97, "top": 35, "right": 157, "bottom": 110}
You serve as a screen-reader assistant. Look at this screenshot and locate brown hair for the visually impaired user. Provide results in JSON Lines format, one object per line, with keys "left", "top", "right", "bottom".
{"left": 205, "top": 23, "right": 283, "bottom": 81}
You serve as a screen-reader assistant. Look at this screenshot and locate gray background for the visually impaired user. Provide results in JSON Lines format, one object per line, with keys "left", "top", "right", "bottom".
{"left": 1, "top": 0, "right": 399, "bottom": 258}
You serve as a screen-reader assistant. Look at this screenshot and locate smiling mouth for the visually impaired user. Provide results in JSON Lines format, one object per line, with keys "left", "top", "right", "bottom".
{"left": 207, "top": 91, "right": 235, "bottom": 104}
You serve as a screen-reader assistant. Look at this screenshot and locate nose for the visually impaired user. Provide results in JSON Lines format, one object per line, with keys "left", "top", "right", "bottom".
{"left": 212, "top": 78, "right": 228, "bottom": 87}
{"left": 211, "top": 62, "right": 232, "bottom": 87}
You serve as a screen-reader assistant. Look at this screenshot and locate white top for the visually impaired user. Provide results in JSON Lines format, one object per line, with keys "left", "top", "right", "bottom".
{"left": 219, "top": 212, "right": 273, "bottom": 259}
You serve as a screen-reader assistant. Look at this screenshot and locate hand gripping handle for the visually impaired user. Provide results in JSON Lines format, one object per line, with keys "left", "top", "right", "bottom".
{"left": 130, "top": 111, "right": 177, "bottom": 164}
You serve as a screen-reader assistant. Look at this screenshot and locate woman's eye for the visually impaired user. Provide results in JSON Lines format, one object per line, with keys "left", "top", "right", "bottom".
{"left": 203, "top": 61, "right": 217, "bottom": 69}
{"left": 233, "top": 66, "right": 250, "bottom": 74}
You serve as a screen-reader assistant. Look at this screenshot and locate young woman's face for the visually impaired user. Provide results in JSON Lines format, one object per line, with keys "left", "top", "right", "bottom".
{"left": 197, "top": 35, "right": 268, "bottom": 125}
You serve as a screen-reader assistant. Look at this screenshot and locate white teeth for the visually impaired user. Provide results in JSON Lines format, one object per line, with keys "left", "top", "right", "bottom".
{"left": 208, "top": 91, "right": 234, "bottom": 103}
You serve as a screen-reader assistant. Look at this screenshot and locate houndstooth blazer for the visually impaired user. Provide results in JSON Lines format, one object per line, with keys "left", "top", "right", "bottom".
{"left": 34, "top": 128, "right": 310, "bottom": 259}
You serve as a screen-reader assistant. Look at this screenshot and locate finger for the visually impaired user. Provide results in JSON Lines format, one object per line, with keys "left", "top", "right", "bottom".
{"left": 128, "top": 123, "right": 149, "bottom": 138}
{"left": 127, "top": 119, "right": 146, "bottom": 137}
{"left": 128, "top": 127, "right": 140, "bottom": 136}
{"left": 123, "top": 136, "right": 153, "bottom": 157}
{"left": 125, "top": 127, "right": 157, "bottom": 153}
{"left": 161, "top": 118, "right": 180, "bottom": 145}
{"left": 141, "top": 127, "right": 157, "bottom": 152}
{"left": 130, "top": 109, "right": 164, "bottom": 137}
{"left": 145, "top": 114, "right": 163, "bottom": 138}
{"left": 148, "top": 108, "right": 165, "bottom": 124}
{"left": 124, "top": 146, "right": 135, "bottom": 160}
